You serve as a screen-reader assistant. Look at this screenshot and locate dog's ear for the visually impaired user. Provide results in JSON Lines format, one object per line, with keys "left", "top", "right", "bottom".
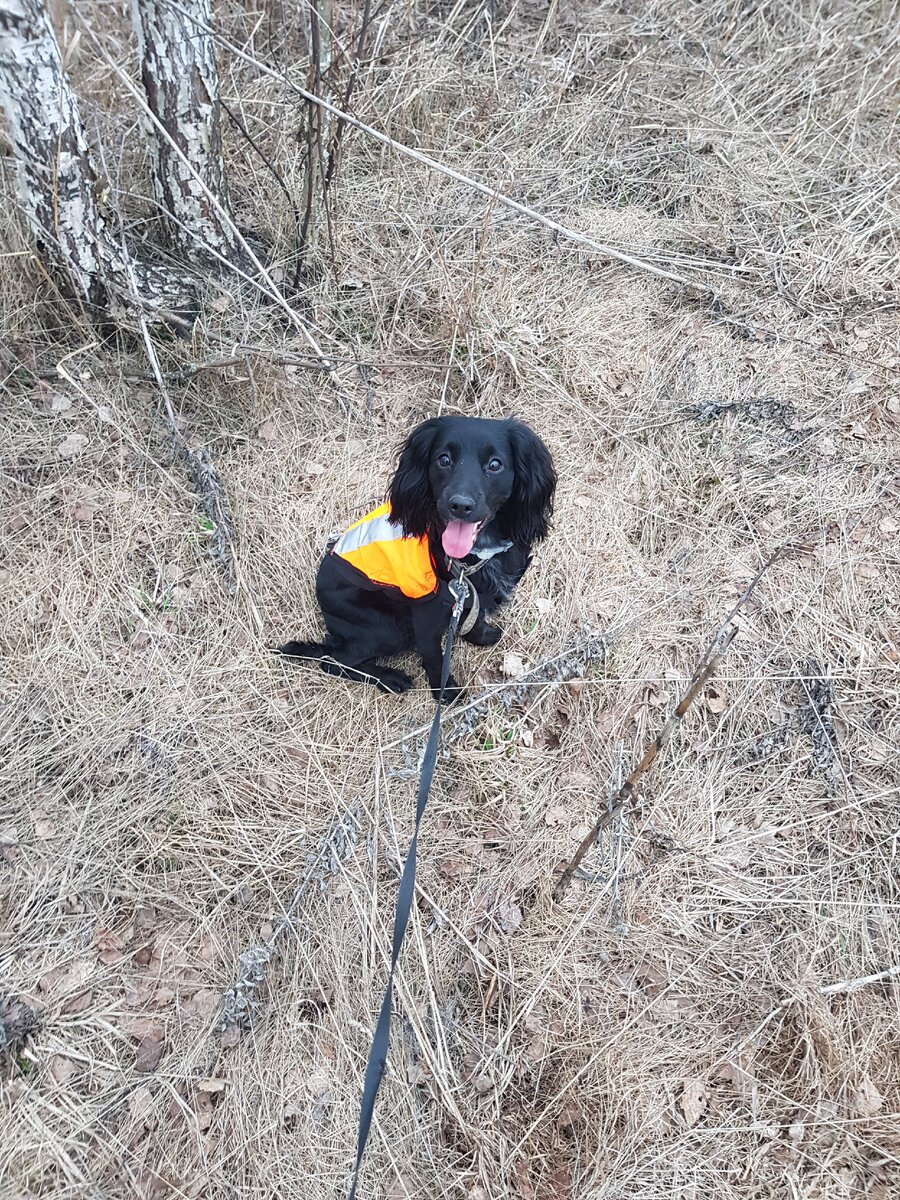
{"left": 389, "top": 417, "right": 442, "bottom": 537}
{"left": 506, "top": 420, "right": 556, "bottom": 547}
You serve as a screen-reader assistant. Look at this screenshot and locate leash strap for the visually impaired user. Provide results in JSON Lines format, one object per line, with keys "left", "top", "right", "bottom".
{"left": 347, "top": 570, "right": 467, "bottom": 1199}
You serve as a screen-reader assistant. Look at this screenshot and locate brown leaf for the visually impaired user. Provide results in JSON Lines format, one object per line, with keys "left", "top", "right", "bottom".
{"left": 134, "top": 1027, "right": 165, "bottom": 1073}
{"left": 705, "top": 686, "right": 728, "bottom": 714}
{"left": 33, "top": 813, "right": 57, "bottom": 840}
{"left": 220, "top": 1022, "right": 241, "bottom": 1049}
{"left": 57, "top": 432, "right": 89, "bottom": 458}
{"left": 129, "top": 1083, "right": 157, "bottom": 1126}
{"left": 439, "top": 856, "right": 470, "bottom": 881}
{"left": 71, "top": 494, "right": 97, "bottom": 522}
{"left": 182, "top": 989, "right": 220, "bottom": 1023}
{"left": 502, "top": 652, "right": 527, "bottom": 678}
{"left": 386, "top": 1172, "right": 417, "bottom": 1199}
{"left": 134, "top": 943, "right": 154, "bottom": 967}
{"left": 677, "top": 1078, "right": 708, "bottom": 1126}
{"left": 853, "top": 1075, "right": 883, "bottom": 1117}
{"left": 197, "top": 1077, "right": 227, "bottom": 1094}
{"left": 496, "top": 896, "right": 523, "bottom": 934}
{"left": 512, "top": 1159, "right": 535, "bottom": 1200}
{"left": 194, "top": 1087, "right": 216, "bottom": 1130}
{"left": 48, "top": 1055, "right": 77, "bottom": 1085}
{"left": 94, "top": 929, "right": 125, "bottom": 964}
{"left": 60, "top": 961, "right": 95, "bottom": 1014}
{"left": 547, "top": 1162, "right": 573, "bottom": 1198}
{"left": 198, "top": 933, "right": 220, "bottom": 963}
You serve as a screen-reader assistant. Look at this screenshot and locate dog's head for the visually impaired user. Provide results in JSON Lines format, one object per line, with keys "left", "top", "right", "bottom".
{"left": 389, "top": 415, "right": 556, "bottom": 556}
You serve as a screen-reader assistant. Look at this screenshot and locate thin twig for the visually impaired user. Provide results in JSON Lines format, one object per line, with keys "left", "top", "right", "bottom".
{"left": 553, "top": 546, "right": 790, "bottom": 901}
{"left": 819, "top": 964, "right": 900, "bottom": 996}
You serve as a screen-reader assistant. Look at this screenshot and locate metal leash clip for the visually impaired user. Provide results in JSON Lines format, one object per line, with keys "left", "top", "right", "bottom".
{"left": 448, "top": 571, "right": 469, "bottom": 626}
{"left": 449, "top": 566, "right": 480, "bottom": 636}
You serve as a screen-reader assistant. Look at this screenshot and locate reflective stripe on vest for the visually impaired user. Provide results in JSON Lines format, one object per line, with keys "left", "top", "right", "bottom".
{"left": 332, "top": 503, "right": 438, "bottom": 600}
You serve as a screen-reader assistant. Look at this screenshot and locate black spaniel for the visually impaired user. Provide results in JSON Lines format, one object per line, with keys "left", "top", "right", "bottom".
{"left": 279, "top": 415, "right": 556, "bottom": 702}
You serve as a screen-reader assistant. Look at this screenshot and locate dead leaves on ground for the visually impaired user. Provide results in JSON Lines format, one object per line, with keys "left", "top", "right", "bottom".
{"left": 677, "top": 1077, "right": 709, "bottom": 1126}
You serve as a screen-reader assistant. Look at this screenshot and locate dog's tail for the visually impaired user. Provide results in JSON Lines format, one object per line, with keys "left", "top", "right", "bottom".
{"left": 277, "top": 640, "right": 330, "bottom": 660}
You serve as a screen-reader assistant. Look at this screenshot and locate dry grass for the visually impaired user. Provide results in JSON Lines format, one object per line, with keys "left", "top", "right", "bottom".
{"left": 2, "top": 0, "right": 899, "bottom": 1196}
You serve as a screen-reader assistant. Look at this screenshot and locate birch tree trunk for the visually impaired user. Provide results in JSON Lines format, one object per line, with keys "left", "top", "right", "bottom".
{"left": 132, "top": 0, "right": 246, "bottom": 270}
{"left": 0, "top": 0, "right": 196, "bottom": 331}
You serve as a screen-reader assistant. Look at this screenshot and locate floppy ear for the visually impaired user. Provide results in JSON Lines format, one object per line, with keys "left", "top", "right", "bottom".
{"left": 388, "top": 417, "right": 442, "bottom": 537}
{"left": 506, "top": 420, "right": 557, "bottom": 547}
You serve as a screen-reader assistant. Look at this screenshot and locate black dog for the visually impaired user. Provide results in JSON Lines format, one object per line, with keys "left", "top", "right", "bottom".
{"left": 279, "top": 415, "right": 556, "bottom": 702}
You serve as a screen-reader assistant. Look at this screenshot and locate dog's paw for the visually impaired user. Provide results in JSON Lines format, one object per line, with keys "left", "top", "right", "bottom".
{"left": 434, "top": 675, "right": 463, "bottom": 705}
{"left": 464, "top": 621, "right": 503, "bottom": 647}
{"left": 377, "top": 668, "right": 414, "bottom": 695}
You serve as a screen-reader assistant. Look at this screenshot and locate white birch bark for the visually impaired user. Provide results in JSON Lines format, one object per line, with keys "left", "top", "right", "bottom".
{"left": 131, "top": 0, "right": 245, "bottom": 268}
{"left": 0, "top": 0, "right": 196, "bottom": 330}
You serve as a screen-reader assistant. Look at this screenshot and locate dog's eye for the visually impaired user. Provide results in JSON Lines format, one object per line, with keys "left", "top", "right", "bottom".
{"left": 436, "top": 452, "right": 452, "bottom": 468}
{"left": 486, "top": 457, "right": 503, "bottom": 473}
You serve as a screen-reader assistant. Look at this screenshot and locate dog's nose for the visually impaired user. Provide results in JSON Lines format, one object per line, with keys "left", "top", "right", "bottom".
{"left": 448, "top": 495, "right": 476, "bottom": 519}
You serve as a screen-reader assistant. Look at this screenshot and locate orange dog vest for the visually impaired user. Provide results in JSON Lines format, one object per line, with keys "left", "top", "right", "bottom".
{"left": 331, "top": 503, "right": 439, "bottom": 600}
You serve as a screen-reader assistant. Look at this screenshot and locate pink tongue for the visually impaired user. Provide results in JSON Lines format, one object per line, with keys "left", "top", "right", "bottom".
{"left": 442, "top": 520, "right": 479, "bottom": 558}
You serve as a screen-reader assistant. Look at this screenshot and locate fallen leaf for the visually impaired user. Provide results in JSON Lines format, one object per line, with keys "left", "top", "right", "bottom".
{"left": 547, "top": 1163, "right": 573, "bottom": 1198}
{"left": 94, "top": 929, "right": 125, "bottom": 964}
{"left": 182, "top": 988, "right": 220, "bottom": 1024}
{"left": 257, "top": 418, "right": 276, "bottom": 442}
{"left": 33, "top": 813, "right": 56, "bottom": 840}
{"left": 496, "top": 896, "right": 523, "bottom": 934}
{"left": 879, "top": 515, "right": 899, "bottom": 535}
{"left": 386, "top": 1172, "right": 417, "bottom": 1200}
{"left": 556, "top": 1097, "right": 581, "bottom": 1130}
{"left": 306, "top": 1071, "right": 331, "bottom": 1098}
{"left": 194, "top": 1087, "right": 216, "bottom": 1130}
{"left": 220, "top": 1023, "right": 241, "bottom": 1049}
{"left": 57, "top": 432, "right": 88, "bottom": 458}
{"left": 129, "top": 1083, "right": 156, "bottom": 1126}
{"left": 122, "top": 1015, "right": 159, "bottom": 1038}
{"left": 853, "top": 1075, "right": 883, "bottom": 1117}
{"left": 197, "top": 1077, "right": 227, "bottom": 1094}
{"left": 134, "top": 904, "right": 156, "bottom": 934}
{"left": 60, "top": 961, "right": 95, "bottom": 1014}
{"left": 544, "top": 805, "right": 568, "bottom": 827}
{"left": 887, "top": 395, "right": 900, "bottom": 415}
{"left": 677, "top": 1078, "right": 707, "bottom": 1126}
{"left": 512, "top": 1159, "right": 535, "bottom": 1200}
{"left": 501, "top": 653, "right": 526, "bottom": 678}
{"left": 439, "top": 856, "right": 470, "bottom": 881}
{"left": 48, "top": 1055, "right": 77, "bottom": 1085}
{"left": 71, "top": 496, "right": 96, "bottom": 521}
{"left": 705, "top": 686, "right": 727, "bottom": 714}
{"left": 134, "top": 1026, "right": 165, "bottom": 1073}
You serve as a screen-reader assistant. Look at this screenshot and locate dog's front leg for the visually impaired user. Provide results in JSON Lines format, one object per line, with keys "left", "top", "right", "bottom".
{"left": 412, "top": 597, "right": 462, "bottom": 704}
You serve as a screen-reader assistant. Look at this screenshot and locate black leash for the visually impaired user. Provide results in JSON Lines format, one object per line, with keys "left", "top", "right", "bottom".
{"left": 347, "top": 567, "right": 469, "bottom": 1199}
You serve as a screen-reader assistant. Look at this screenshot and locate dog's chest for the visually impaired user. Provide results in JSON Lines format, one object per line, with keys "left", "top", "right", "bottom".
{"left": 465, "top": 544, "right": 529, "bottom": 609}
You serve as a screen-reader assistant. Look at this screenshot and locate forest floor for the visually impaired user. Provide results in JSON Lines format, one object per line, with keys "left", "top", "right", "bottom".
{"left": 2, "top": 1, "right": 899, "bottom": 1196}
